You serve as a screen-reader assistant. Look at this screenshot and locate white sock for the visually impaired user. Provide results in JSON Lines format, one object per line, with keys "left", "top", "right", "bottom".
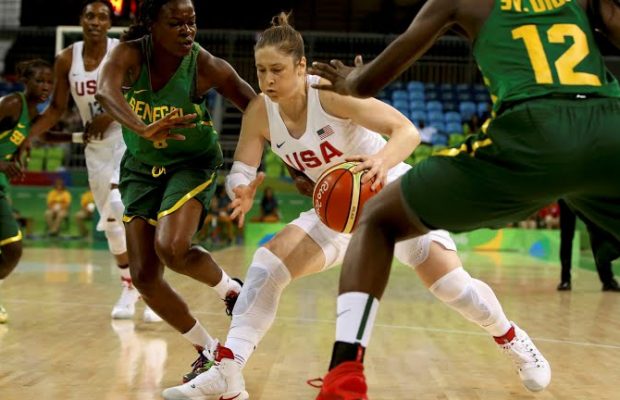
{"left": 118, "top": 267, "right": 131, "bottom": 281}
{"left": 429, "top": 267, "right": 511, "bottom": 337}
{"left": 212, "top": 270, "right": 241, "bottom": 299}
{"left": 335, "top": 292, "right": 379, "bottom": 347}
{"left": 226, "top": 247, "right": 291, "bottom": 367}
{"left": 182, "top": 320, "right": 215, "bottom": 350}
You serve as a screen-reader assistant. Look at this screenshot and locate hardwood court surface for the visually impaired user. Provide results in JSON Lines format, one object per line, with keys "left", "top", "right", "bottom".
{"left": 0, "top": 246, "right": 619, "bottom": 399}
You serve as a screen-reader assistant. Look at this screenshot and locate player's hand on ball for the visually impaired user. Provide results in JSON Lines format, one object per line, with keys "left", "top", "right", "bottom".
{"left": 309, "top": 55, "right": 364, "bottom": 96}
{"left": 84, "top": 114, "right": 114, "bottom": 144}
{"left": 347, "top": 154, "right": 387, "bottom": 191}
{"left": 229, "top": 172, "right": 265, "bottom": 227}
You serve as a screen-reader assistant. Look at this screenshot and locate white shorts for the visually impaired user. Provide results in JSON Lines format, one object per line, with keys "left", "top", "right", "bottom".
{"left": 289, "top": 209, "right": 456, "bottom": 271}
{"left": 84, "top": 122, "right": 126, "bottom": 231}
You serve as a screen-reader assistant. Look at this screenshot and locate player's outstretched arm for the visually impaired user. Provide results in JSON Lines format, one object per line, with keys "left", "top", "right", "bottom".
{"left": 197, "top": 48, "right": 257, "bottom": 112}
{"left": 308, "top": 0, "right": 457, "bottom": 98}
{"left": 226, "top": 96, "right": 269, "bottom": 226}
{"left": 318, "top": 85, "right": 420, "bottom": 190}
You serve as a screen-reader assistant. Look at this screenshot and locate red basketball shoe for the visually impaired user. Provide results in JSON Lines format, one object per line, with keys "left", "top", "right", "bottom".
{"left": 310, "top": 361, "right": 368, "bottom": 400}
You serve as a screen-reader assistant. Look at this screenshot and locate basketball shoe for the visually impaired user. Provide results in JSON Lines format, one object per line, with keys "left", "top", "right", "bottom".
{"left": 498, "top": 323, "right": 551, "bottom": 392}
{"left": 224, "top": 278, "right": 243, "bottom": 316}
{"left": 0, "top": 304, "right": 7, "bottom": 324}
{"left": 143, "top": 305, "right": 163, "bottom": 322}
{"left": 162, "top": 344, "right": 249, "bottom": 400}
{"left": 111, "top": 277, "right": 140, "bottom": 319}
{"left": 182, "top": 340, "right": 219, "bottom": 383}
{"left": 311, "top": 361, "right": 367, "bottom": 400}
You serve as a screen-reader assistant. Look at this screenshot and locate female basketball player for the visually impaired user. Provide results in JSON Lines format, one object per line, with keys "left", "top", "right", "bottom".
{"left": 162, "top": 13, "right": 549, "bottom": 400}
{"left": 308, "top": 0, "right": 620, "bottom": 398}
{"left": 96, "top": 0, "right": 255, "bottom": 370}
{"left": 0, "top": 59, "right": 52, "bottom": 323}
{"left": 29, "top": 0, "right": 161, "bottom": 322}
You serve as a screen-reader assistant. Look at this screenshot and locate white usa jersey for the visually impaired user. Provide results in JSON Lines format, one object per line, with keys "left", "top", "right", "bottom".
{"left": 69, "top": 37, "right": 119, "bottom": 126}
{"left": 265, "top": 74, "right": 410, "bottom": 182}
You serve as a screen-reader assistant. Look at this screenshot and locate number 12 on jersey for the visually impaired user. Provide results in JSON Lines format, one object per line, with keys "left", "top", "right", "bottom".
{"left": 512, "top": 23, "right": 601, "bottom": 86}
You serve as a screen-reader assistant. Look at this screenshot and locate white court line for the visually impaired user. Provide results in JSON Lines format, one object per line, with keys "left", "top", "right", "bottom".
{"left": 5, "top": 297, "right": 620, "bottom": 350}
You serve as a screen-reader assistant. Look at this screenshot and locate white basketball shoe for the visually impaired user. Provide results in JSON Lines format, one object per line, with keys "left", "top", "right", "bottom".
{"left": 162, "top": 344, "right": 249, "bottom": 400}
{"left": 499, "top": 323, "right": 551, "bottom": 392}
{"left": 111, "top": 277, "right": 140, "bottom": 319}
{"left": 0, "top": 304, "right": 7, "bottom": 324}
{"left": 143, "top": 306, "right": 163, "bottom": 323}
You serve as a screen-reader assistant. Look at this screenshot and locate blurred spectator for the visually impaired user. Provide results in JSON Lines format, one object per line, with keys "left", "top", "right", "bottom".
{"left": 45, "top": 178, "right": 71, "bottom": 236}
{"left": 463, "top": 114, "right": 481, "bottom": 136}
{"left": 539, "top": 203, "right": 560, "bottom": 229}
{"left": 199, "top": 185, "right": 243, "bottom": 245}
{"left": 75, "top": 190, "right": 95, "bottom": 238}
{"left": 518, "top": 213, "right": 538, "bottom": 229}
{"left": 417, "top": 120, "right": 436, "bottom": 145}
{"left": 252, "top": 186, "right": 280, "bottom": 223}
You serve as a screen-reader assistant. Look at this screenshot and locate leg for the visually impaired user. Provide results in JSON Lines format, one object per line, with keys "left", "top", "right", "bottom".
{"left": 586, "top": 222, "right": 620, "bottom": 290}
{"left": 155, "top": 199, "right": 239, "bottom": 299}
{"left": 0, "top": 241, "right": 22, "bottom": 280}
{"left": 126, "top": 218, "right": 204, "bottom": 336}
{"left": 75, "top": 209, "right": 88, "bottom": 237}
{"left": 558, "top": 199, "right": 576, "bottom": 288}
{"left": 45, "top": 209, "right": 56, "bottom": 234}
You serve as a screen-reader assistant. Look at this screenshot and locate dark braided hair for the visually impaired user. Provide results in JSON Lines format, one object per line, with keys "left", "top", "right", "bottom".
{"left": 15, "top": 59, "right": 52, "bottom": 82}
{"left": 122, "top": 0, "right": 194, "bottom": 42}
{"left": 80, "top": 0, "right": 115, "bottom": 18}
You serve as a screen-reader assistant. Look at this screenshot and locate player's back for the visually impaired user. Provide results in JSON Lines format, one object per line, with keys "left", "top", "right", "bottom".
{"left": 473, "top": 0, "right": 620, "bottom": 114}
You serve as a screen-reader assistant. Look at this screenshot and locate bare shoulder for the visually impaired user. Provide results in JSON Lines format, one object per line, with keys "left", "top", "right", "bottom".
{"left": 196, "top": 46, "right": 231, "bottom": 73}
{"left": 0, "top": 93, "right": 23, "bottom": 119}
{"left": 55, "top": 46, "right": 74, "bottom": 72}
{"left": 108, "top": 40, "right": 142, "bottom": 62}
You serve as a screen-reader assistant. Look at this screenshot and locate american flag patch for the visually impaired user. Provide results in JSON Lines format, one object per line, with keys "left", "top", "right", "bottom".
{"left": 317, "top": 125, "right": 335, "bottom": 140}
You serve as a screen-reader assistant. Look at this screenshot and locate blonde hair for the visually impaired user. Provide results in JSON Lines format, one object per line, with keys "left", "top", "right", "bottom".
{"left": 255, "top": 12, "right": 305, "bottom": 62}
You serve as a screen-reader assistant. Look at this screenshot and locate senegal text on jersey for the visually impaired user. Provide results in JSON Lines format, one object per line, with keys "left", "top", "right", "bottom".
{"left": 501, "top": 0, "right": 569, "bottom": 13}
{"left": 127, "top": 97, "right": 186, "bottom": 123}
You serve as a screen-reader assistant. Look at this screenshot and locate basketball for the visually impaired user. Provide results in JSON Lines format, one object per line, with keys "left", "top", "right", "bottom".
{"left": 312, "top": 161, "right": 383, "bottom": 234}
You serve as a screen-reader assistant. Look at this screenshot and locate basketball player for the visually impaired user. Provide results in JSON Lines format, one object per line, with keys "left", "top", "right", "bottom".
{"left": 162, "top": 13, "right": 549, "bottom": 400}
{"left": 0, "top": 59, "right": 53, "bottom": 323}
{"left": 28, "top": 0, "right": 161, "bottom": 321}
{"left": 96, "top": 0, "right": 255, "bottom": 373}
{"left": 307, "top": 0, "right": 620, "bottom": 398}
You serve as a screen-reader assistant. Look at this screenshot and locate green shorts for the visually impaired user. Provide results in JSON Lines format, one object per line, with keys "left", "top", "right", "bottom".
{"left": 0, "top": 187, "right": 21, "bottom": 246}
{"left": 119, "top": 153, "right": 218, "bottom": 227}
{"left": 402, "top": 97, "right": 620, "bottom": 241}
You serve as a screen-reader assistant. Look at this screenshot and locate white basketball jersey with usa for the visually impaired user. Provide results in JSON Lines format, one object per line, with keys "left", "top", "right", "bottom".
{"left": 264, "top": 75, "right": 408, "bottom": 183}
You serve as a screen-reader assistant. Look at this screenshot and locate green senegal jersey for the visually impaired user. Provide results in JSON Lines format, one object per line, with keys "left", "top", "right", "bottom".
{"left": 0, "top": 92, "right": 29, "bottom": 190}
{"left": 474, "top": 0, "right": 620, "bottom": 114}
{"left": 123, "top": 36, "right": 223, "bottom": 168}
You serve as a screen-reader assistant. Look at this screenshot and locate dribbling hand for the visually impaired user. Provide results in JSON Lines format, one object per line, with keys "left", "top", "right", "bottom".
{"left": 347, "top": 154, "right": 388, "bottom": 191}
{"left": 229, "top": 172, "right": 265, "bottom": 228}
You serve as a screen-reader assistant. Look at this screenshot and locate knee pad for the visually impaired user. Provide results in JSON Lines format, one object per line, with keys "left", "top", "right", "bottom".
{"left": 105, "top": 223, "right": 127, "bottom": 255}
{"left": 229, "top": 247, "right": 291, "bottom": 345}
{"left": 429, "top": 267, "right": 493, "bottom": 323}
{"left": 108, "top": 188, "right": 125, "bottom": 223}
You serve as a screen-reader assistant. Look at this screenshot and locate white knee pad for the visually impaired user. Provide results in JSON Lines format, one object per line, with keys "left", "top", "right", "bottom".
{"left": 104, "top": 223, "right": 127, "bottom": 255}
{"left": 429, "top": 267, "right": 497, "bottom": 325}
{"left": 394, "top": 230, "right": 456, "bottom": 268}
{"left": 229, "top": 247, "right": 292, "bottom": 345}
{"left": 108, "top": 188, "right": 125, "bottom": 223}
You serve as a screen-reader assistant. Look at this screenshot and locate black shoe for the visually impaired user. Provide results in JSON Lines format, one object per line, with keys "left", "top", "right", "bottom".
{"left": 557, "top": 281, "right": 571, "bottom": 291}
{"left": 224, "top": 278, "right": 243, "bottom": 316}
{"left": 602, "top": 280, "right": 620, "bottom": 292}
{"left": 182, "top": 349, "right": 214, "bottom": 383}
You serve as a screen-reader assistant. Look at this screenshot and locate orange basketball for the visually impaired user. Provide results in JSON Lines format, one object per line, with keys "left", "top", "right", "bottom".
{"left": 313, "top": 161, "right": 383, "bottom": 234}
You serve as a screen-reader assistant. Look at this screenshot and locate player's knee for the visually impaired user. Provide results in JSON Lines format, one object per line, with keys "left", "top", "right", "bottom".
{"left": 0, "top": 242, "right": 22, "bottom": 277}
{"left": 108, "top": 188, "right": 124, "bottom": 222}
{"left": 154, "top": 236, "right": 191, "bottom": 272}
{"left": 129, "top": 263, "right": 158, "bottom": 293}
{"left": 104, "top": 224, "right": 126, "bottom": 255}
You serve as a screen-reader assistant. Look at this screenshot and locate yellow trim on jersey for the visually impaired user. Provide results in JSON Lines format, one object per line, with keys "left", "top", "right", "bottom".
{"left": 343, "top": 171, "right": 362, "bottom": 234}
{"left": 0, "top": 230, "right": 22, "bottom": 246}
{"left": 435, "top": 138, "right": 493, "bottom": 157}
{"left": 157, "top": 172, "right": 216, "bottom": 220}
{"left": 122, "top": 215, "right": 158, "bottom": 226}
{"left": 0, "top": 130, "right": 12, "bottom": 141}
